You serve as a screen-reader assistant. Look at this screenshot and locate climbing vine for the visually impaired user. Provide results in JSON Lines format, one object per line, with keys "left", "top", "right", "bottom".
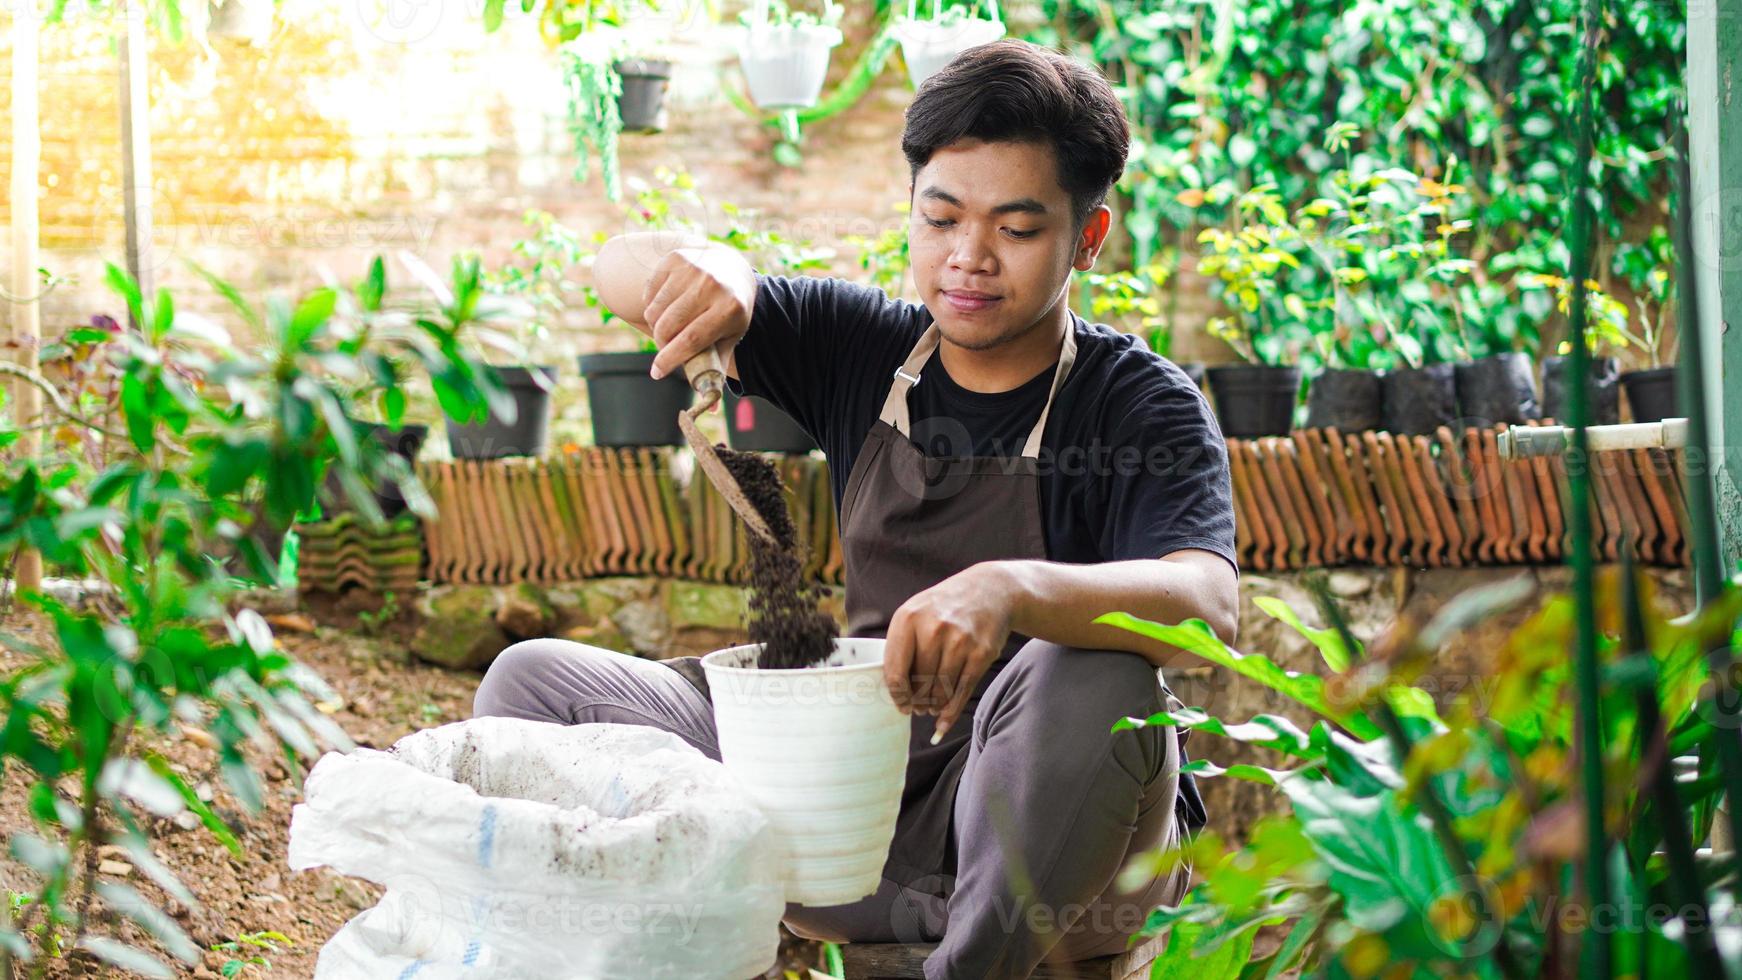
{"left": 1029, "top": 0, "right": 1685, "bottom": 359}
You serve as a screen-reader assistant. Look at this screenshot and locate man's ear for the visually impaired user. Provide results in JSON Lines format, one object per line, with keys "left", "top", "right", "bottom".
{"left": 1074, "top": 206, "right": 1113, "bottom": 271}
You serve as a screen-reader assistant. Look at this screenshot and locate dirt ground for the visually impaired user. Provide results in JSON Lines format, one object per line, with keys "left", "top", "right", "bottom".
{"left": 0, "top": 594, "right": 824, "bottom": 979}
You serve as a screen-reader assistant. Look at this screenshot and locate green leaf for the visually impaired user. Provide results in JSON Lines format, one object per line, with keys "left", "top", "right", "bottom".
{"left": 1277, "top": 780, "right": 1455, "bottom": 944}
{"left": 94, "top": 881, "right": 201, "bottom": 963}
{"left": 358, "top": 256, "right": 386, "bottom": 312}
{"left": 8, "top": 832, "right": 68, "bottom": 875}
{"left": 286, "top": 289, "right": 337, "bottom": 349}
{"left": 105, "top": 263, "right": 145, "bottom": 328}
{"left": 1253, "top": 595, "right": 1353, "bottom": 671}
{"left": 483, "top": 0, "right": 505, "bottom": 30}
{"left": 145, "top": 754, "right": 243, "bottom": 858}
{"left": 77, "top": 936, "right": 174, "bottom": 979}
{"left": 1148, "top": 917, "right": 1260, "bottom": 979}
{"left": 120, "top": 374, "right": 156, "bottom": 453}
{"left": 150, "top": 287, "right": 174, "bottom": 343}
{"left": 1117, "top": 707, "right": 1317, "bottom": 760}
{"left": 187, "top": 259, "right": 261, "bottom": 330}
{"left": 1096, "top": 613, "right": 1381, "bottom": 740}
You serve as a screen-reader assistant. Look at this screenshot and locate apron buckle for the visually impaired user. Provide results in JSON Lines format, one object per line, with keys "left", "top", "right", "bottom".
{"left": 893, "top": 366, "right": 922, "bottom": 385}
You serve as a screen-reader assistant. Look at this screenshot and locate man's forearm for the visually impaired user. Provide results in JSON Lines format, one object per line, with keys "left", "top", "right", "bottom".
{"left": 990, "top": 555, "right": 1238, "bottom": 668}
{"left": 592, "top": 231, "right": 715, "bottom": 328}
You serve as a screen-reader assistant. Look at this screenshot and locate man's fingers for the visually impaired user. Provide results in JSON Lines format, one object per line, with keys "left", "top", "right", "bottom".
{"left": 907, "top": 621, "right": 943, "bottom": 714}
{"left": 650, "top": 311, "right": 727, "bottom": 383}
{"left": 883, "top": 613, "right": 915, "bottom": 713}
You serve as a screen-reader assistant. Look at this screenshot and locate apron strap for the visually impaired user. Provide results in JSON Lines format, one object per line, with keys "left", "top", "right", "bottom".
{"left": 879, "top": 321, "right": 1079, "bottom": 459}
{"left": 1022, "top": 323, "right": 1077, "bottom": 457}
{"left": 879, "top": 325, "right": 942, "bottom": 437}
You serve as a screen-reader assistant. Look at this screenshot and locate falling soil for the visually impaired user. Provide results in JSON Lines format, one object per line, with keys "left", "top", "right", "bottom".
{"left": 716, "top": 447, "right": 839, "bottom": 670}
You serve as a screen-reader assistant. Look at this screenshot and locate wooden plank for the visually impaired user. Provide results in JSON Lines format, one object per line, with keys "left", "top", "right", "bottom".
{"left": 839, "top": 943, "right": 1125, "bottom": 980}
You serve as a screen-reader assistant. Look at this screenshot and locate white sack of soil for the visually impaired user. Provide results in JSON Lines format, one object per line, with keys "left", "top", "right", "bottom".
{"left": 287, "top": 718, "right": 784, "bottom": 979}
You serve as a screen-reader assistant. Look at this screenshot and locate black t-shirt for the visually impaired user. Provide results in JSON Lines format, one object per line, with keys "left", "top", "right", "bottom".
{"left": 728, "top": 273, "right": 1237, "bottom": 574}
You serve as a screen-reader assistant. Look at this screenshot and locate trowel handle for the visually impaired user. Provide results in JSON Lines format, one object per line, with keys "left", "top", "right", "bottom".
{"left": 682, "top": 344, "right": 728, "bottom": 398}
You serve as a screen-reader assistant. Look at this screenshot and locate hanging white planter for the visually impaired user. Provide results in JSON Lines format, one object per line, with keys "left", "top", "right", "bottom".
{"left": 700, "top": 637, "right": 907, "bottom": 906}
{"left": 893, "top": 15, "right": 1005, "bottom": 88}
{"left": 736, "top": 22, "right": 845, "bottom": 110}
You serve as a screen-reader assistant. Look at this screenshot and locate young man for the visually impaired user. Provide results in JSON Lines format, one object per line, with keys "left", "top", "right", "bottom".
{"left": 474, "top": 39, "right": 1238, "bottom": 978}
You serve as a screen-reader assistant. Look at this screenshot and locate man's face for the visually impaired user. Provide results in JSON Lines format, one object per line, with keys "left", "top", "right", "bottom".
{"left": 908, "top": 138, "right": 1108, "bottom": 352}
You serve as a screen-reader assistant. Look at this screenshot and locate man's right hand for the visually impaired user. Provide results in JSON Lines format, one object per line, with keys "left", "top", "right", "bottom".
{"left": 592, "top": 233, "right": 757, "bottom": 382}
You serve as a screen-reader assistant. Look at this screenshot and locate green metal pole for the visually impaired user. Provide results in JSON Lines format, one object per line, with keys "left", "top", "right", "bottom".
{"left": 1564, "top": 0, "right": 1609, "bottom": 975}
{"left": 1687, "top": 0, "right": 1742, "bottom": 573}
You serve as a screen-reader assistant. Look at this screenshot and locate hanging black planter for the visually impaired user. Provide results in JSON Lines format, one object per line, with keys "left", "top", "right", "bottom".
{"left": 1381, "top": 363, "right": 1459, "bottom": 436}
{"left": 1304, "top": 368, "right": 1383, "bottom": 432}
{"left": 1621, "top": 366, "right": 1680, "bottom": 422}
{"left": 445, "top": 365, "right": 558, "bottom": 459}
{"left": 1541, "top": 355, "right": 1620, "bottom": 424}
{"left": 725, "top": 391, "right": 816, "bottom": 454}
{"left": 579, "top": 351, "right": 694, "bottom": 447}
{"left": 1454, "top": 353, "right": 1540, "bottom": 426}
{"left": 616, "top": 59, "right": 672, "bottom": 133}
{"left": 1205, "top": 364, "right": 1300, "bottom": 438}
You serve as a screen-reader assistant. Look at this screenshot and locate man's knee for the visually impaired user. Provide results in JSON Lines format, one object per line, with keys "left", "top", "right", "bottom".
{"left": 472, "top": 638, "right": 600, "bottom": 718}
{"left": 987, "top": 641, "right": 1165, "bottom": 729}
{"left": 978, "top": 641, "right": 1170, "bottom": 777}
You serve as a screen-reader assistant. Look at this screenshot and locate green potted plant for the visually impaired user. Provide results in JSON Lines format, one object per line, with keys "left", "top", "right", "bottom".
{"left": 1607, "top": 233, "right": 1678, "bottom": 422}
{"left": 1296, "top": 130, "right": 1482, "bottom": 435}
{"left": 1196, "top": 183, "right": 1309, "bottom": 438}
{"left": 736, "top": 0, "right": 845, "bottom": 110}
{"left": 560, "top": 27, "right": 632, "bottom": 202}
{"left": 892, "top": 0, "right": 1005, "bottom": 89}
{"left": 1518, "top": 270, "right": 1637, "bottom": 425}
{"left": 431, "top": 250, "right": 558, "bottom": 459}
{"left": 1079, "top": 263, "right": 1201, "bottom": 387}
{"left": 484, "top": 208, "right": 689, "bottom": 449}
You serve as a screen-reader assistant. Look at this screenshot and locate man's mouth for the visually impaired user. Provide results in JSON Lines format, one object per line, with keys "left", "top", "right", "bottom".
{"left": 943, "top": 290, "right": 1001, "bottom": 313}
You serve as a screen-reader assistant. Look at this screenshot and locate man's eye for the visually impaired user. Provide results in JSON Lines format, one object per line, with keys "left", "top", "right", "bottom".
{"left": 1007, "top": 229, "right": 1040, "bottom": 239}
{"left": 924, "top": 217, "right": 953, "bottom": 229}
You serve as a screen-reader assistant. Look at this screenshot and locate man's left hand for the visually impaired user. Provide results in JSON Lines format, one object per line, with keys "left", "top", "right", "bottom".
{"left": 882, "top": 562, "right": 1015, "bottom": 743}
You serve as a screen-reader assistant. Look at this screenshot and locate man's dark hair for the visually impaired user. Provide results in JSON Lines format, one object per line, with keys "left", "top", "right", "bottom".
{"left": 900, "top": 39, "right": 1130, "bottom": 232}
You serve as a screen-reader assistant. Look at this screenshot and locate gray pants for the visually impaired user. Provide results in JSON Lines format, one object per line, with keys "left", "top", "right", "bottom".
{"left": 472, "top": 638, "right": 1189, "bottom": 979}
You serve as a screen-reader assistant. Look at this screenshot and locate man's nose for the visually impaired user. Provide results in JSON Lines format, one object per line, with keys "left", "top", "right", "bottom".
{"left": 947, "top": 227, "right": 997, "bottom": 273}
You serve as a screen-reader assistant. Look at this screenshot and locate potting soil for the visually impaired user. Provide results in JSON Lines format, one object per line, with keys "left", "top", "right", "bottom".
{"left": 716, "top": 447, "right": 840, "bottom": 670}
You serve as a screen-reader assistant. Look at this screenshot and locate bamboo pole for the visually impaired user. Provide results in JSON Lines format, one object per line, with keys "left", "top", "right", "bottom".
{"left": 1562, "top": 0, "right": 1609, "bottom": 974}
{"left": 9, "top": 0, "right": 44, "bottom": 593}
{"left": 120, "top": 0, "right": 155, "bottom": 311}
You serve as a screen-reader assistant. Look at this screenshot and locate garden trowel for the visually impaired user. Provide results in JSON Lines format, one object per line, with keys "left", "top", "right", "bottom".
{"left": 678, "top": 346, "right": 778, "bottom": 544}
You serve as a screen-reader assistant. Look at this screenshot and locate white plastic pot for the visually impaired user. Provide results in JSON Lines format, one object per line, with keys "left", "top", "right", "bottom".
{"left": 701, "top": 637, "right": 907, "bottom": 906}
{"left": 736, "top": 23, "right": 845, "bottom": 109}
{"left": 893, "top": 17, "right": 1005, "bottom": 88}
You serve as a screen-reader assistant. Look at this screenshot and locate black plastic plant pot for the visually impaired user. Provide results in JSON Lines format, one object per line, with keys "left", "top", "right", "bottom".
{"left": 1178, "top": 361, "right": 1206, "bottom": 389}
{"left": 362, "top": 422, "right": 429, "bottom": 518}
{"left": 1541, "top": 355, "right": 1620, "bottom": 425}
{"left": 1303, "top": 367, "right": 1383, "bottom": 432}
{"left": 1454, "top": 352, "right": 1541, "bottom": 427}
{"left": 616, "top": 59, "right": 672, "bottom": 133}
{"left": 1205, "top": 364, "right": 1301, "bottom": 438}
{"left": 445, "top": 365, "right": 558, "bottom": 460}
{"left": 725, "top": 391, "right": 816, "bottom": 453}
{"left": 579, "top": 351, "right": 694, "bottom": 447}
{"left": 1380, "top": 363, "right": 1458, "bottom": 436}
{"left": 320, "top": 420, "right": 429, "bottom": 519}
{"left": 1621, "top": 366, "right": 1680, "bottom": 423}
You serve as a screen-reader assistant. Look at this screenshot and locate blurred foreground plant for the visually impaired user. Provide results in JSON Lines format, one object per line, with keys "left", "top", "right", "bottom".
{"left": 0, "top": 253, "right": 499, "bottom": 978}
